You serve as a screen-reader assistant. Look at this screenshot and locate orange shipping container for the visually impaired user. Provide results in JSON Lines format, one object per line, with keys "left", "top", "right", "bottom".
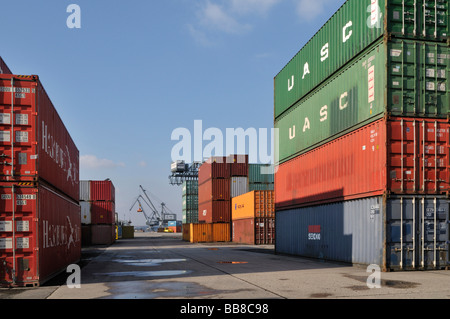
{"left": 182, "top": 223, "right": 230, "bottom": 243}
{"left": 232, "top": 191, "right": 275, "bottom": 221}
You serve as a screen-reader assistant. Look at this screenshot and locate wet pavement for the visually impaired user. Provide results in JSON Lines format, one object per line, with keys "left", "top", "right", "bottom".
{"left": 1, "top": 232, "right": 450, "bottom": 299}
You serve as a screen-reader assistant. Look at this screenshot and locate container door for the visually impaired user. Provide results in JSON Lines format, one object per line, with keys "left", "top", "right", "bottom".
{"left": 0, "top": 184, "right": 38, "bottom": 287}
{"left": 388, "top": 0, "right": 448, "bottom": 41}
{"left": 388, "top": 40, "right": 449, "bottom": 118}
{"left": 387, "top": 197, "right": 449, "bottom": 270}
{"left": 0, "top": 77, "right": 37, "bottom": 181}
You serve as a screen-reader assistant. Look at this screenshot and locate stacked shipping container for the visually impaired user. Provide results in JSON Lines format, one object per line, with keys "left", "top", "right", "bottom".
{"left": 182, "top": 180, "right": 198, "bottom": 224}
{"left": 80, "top": 180, "right": 116, "bottom": 246}
{"left": 0, "top": 72, "right": 81, "bottom": 287}
{"left": 274, "top": 0, "right": 449, "bottom": 271}
{"left": 232, "top": 191, "right": 275, "bottom": 245}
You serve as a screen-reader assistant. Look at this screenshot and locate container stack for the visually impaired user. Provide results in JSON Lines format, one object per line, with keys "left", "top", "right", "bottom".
{"left": 80, "top": 180, "right": 116, "bottom": 246}
{"left": 182, "top": 180, "right": 198, "bottom": 224}
{"left": 168, "top": 220, "right": 182, "bottom": 233}
{"left": 232, "top": 191, "right": 275, "bottom": 245}
{"left": 248, "top": 164, "right": 274, "bottom": 191}
{"left": 274, "top": 0, "right": 449, "bottom": 271}
{"left": 0, "top": 69, "right": 81, "bottom": 287}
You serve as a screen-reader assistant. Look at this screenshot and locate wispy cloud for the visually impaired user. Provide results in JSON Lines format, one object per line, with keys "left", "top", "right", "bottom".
{"left": 81, "top": 155, "right": 125, "bottom": 170}
{"left": 294, "top": 0, "right": 335, "bottom": 21}
{"left": 230, "top": 0, "right": 281, "bottom": 15}
{"left": 198, "top": 1, "right": 252, "bottom": 35}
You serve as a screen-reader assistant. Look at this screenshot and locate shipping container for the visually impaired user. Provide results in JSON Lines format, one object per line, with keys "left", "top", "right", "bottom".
{"left": 182, "top": 180, "right": 198, "bottom": 196}
{"left": 0, "top": 57, "right": 12, "bottom": 75}
{"left": 90, "top": 180, "right": 115, "bottom": 202}
{"left": 182, "top": 194, "right": 198, "bottom": 211}
{"left": 90, "top": 224, "right": 115, "bottom": 245}
{"left": 276, "top": 117, "right": 450, "bottom": 210}
{"left": 275, "top": 38, "right": 449, "bottom": 164}
{"left": 248, "top": 164, "right": 274, "bottom": 184}
{"left": 79, "top": 181, "right": 90, "bottom": 201}
{"left": 248, "top": 183, "right": 274, "bottom": 192}
{"left": 198, "top": 200, "right": 231, "bottom": 224}
{"left": 228, "top": 154, "right": 248, "bottom": 177}
{"left": 80, "top": 201, "right": 91, "bottom": 225}
{"left": 232, "top": 191, "right": 275, "bottom": 220}
{"left": 198, "top": 157, "right": 229, "bottom": 184}
{"left": 90, "top": 200, "right": 115, "bottom": 225}
{"left": 0, "top": 74, "right": 80, "bottom": 201}
{"left": 232, "top": 218, "right": 275, "bottom": 245}
{"left": 121, "top": 226, "right": 135, "bottom": 239}
{"left": 182, "top": 223, "right": 230, "bottom": 243}
{"left": 231, "top": 177, "right": 249, "bottom": 198}
{"left": 274, "top": 0, "right": 449, "bottom": 119}
{"left": 168, "top": 221, "right": 182, "bottom": 227}
{"left": 198, "top": 178, "right": 231, "bottom": 203}
{"left": 0, "top": 182, "right": 81, "bottom": 287}
{"left": 275, "top": 195, "right": 449, "bottom": 271}
{"left": 182, "top": 209, "right": 198, "bottom": 224}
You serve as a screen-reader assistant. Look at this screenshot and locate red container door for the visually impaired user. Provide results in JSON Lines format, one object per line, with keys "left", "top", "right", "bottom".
{"left": 0, "top": 183, "right": 80, "bottom": 287}
{"left": 0, "top": 75, "right": 80, "bottom": 202}
{"left": 388, "top": 118, "right": 450, "bottom": 194}
{"left": 198, "top": 157, "right": 229, "bottom": 184}
{"left": 228, "top": 154, "right": 248, "bottom": 177}
{"left": 199, "top": 178, "right": 231, "bottom": 203}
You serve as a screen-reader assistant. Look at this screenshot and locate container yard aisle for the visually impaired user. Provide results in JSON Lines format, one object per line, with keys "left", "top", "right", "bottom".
{"left": 43, "top": 232, "right": 450, "bottom": 299}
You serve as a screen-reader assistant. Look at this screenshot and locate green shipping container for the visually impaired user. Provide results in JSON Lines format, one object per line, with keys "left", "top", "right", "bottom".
{"left": 182, "top": 209, "right": 198, "bottom": 224}
{"left": 274, "top": 0, "right": 449, "bottom": 119}
{"left": 248, "top": 164, "right": 275, "bottom": 184}
{"left": 182, "top": 180, "right": 198, "bottom": 196}
{"left": 275, "top": 38, "right": 449, "bottom": 164}
{"left": 248, "top": 183, "right": 274, "bottom": 192}
{"left": 182, "top": 194, "right": 198, "bottom": 211}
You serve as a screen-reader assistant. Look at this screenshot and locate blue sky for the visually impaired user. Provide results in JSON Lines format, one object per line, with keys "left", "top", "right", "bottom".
{"left": 1, "top": 0, "right": 345, "bottom": 225}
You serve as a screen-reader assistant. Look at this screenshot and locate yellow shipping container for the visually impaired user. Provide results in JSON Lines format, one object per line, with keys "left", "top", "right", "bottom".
{"left": 232, "top": 191, "right": 274, "bottom": 220}
{"left": 182, "top": 223, "right": 230, "bottom": 243}
{"left": 122, "top": 226, "right": 135, "bottom": 239}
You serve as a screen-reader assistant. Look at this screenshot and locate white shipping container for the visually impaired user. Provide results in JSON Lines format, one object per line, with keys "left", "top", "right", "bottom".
{"left": 80, "top": 201, "right": 91, "bottom": 225}
{"left": 231, "top": 177, "right": 248, "bottom": 198}
{"left": 80, "top": 180, "right": 90, "bottom": 201}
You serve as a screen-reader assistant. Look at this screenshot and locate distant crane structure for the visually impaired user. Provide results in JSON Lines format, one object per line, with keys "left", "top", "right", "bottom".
{"left": 169, "top": 160, "right": 201, "bottom": 186}
{"left": 129, "top": 185, "right": 177, "bottom": 230}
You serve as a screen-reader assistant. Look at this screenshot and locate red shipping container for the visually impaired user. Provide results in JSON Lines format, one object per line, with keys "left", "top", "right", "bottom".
{"left": 0, "top": 182, "right": 81, "bottom": 287}
{"left": 90, "top": 201, "right": 115, "bottom": 225}
{"left": 90, "top": 180, "right": 115, "bottom": 202}
{"left": 90, "top": 224, "right": 115, "bottom": 245}
{"left": 275, "top": 117, "right": 450, "bottom": 210}
{"left": 198, "top": 178, "right": 230, "bottom": 203}
{"left": 232, "top": 218, "right": 275, "bottom": 245}
{"left": 198, "top": 156, "right": 229, "bottom": 184}
{"left": 0, "top": 57, "right": 12, "bottom": 75}
{"left": 198, "top": 200, "right": 231, "bottom": 223}
{"left": 228, "top": 154, "right": 248, "bottom": 177}
{"left": 0, "top": 75, "right": 80, "bottom": 201}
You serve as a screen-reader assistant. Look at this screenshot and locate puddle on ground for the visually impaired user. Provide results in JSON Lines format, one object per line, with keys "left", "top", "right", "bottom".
{"left": 102, "top": 280, "right": 252, "bottom": 299}
{"left": 94, "top": 270, "right": 190, "bottom": 278}
{"left": 112, "top": 258, "right": 187, "bottom": 267}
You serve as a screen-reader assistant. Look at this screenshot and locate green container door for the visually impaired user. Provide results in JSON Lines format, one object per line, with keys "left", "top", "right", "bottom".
{"left": 182, "top": 180, "right": 198, "bottom": 196}
{"left": 274, "top": 0, "right": 449, "bottom": 119}
{"left": 387, "top": 0, "right": 449, "bottom": 42}
{"left": 275, "top": 38, "right": 450, "bottom": 164}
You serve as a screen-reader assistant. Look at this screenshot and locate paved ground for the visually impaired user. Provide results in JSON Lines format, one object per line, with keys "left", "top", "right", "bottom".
{"left": 1, "top": 232, "right": 450, "bottom": 300}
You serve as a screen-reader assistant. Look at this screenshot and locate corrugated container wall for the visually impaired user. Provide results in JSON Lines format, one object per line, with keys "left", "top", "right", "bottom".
{"left": 232, "top": 191, "right": 275, "bottom": 220}
{"left": 0, "top": 183, "right": 81, "bottom": 287}
{"left": 274, "top": 0, "right": 449, "bottom": 119}
{"left": 0, "top": 75, "right": 80, "bottom": 201}
{"left": 275, "top": 195, "right": 449, "bottom": 271}
{"left": 275, "top": 39, "right": 449, "bottom": 164}
{"left": 232, "top": 218, "right": 275, "bottom": 245}
{"left": 198, "top": 156, "right": 229, "bottom": 184}
{"left": 182, "top": 223, "right": 230, "bottom": 243}
{"left": 90, "top": 180, "right": 115, "bottom": 202}
{"left": 231, "top": 177, "right": 249, "bottom": 198}
{"left": 0, "top": 57, "right": 12, "bottom": 75}
{"left": 199, "top": 200, "right": 231, "bottom": 224}
{"left": 276, "top": 117, "right": 450, "bottom": 210}
{"left": 182, "top": 180, "right": 198, "bottom": 196}
{"left": 79, "top": 180, "right": 90, "bottom": 201}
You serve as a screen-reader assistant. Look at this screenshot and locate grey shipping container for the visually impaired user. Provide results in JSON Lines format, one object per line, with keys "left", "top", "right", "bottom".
{"left": 275, "top": 195, "right": 449, "bottom": 271}
{"left": 231, "top": 177, "right": 249, "bottom": 198}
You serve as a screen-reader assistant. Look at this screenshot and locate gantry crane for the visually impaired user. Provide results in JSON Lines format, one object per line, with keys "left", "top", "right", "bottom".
{"left": 129, "top": 185, "right": 177, "bottom": 230}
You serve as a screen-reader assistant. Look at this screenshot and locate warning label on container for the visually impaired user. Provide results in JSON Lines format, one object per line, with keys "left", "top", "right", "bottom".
{"left": 368, "top": 65, "right": 375, "bottom": 103}
{"left": 16, "top": 237, "right": 29, "bottom": 249}
{"left": 0, "top": 113, "right": 11, "bottom": 124}
{"left": 0, "top": 238, "right": 12, "bottom": 249}
{"left": 0, "top": 131, "right": 11, "bottom": 142}
{"left": 16, "top": 221, "right": 29, "bottom": 232}
{"left": 0, "top": 221, "right": 12, "bottom": 232}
